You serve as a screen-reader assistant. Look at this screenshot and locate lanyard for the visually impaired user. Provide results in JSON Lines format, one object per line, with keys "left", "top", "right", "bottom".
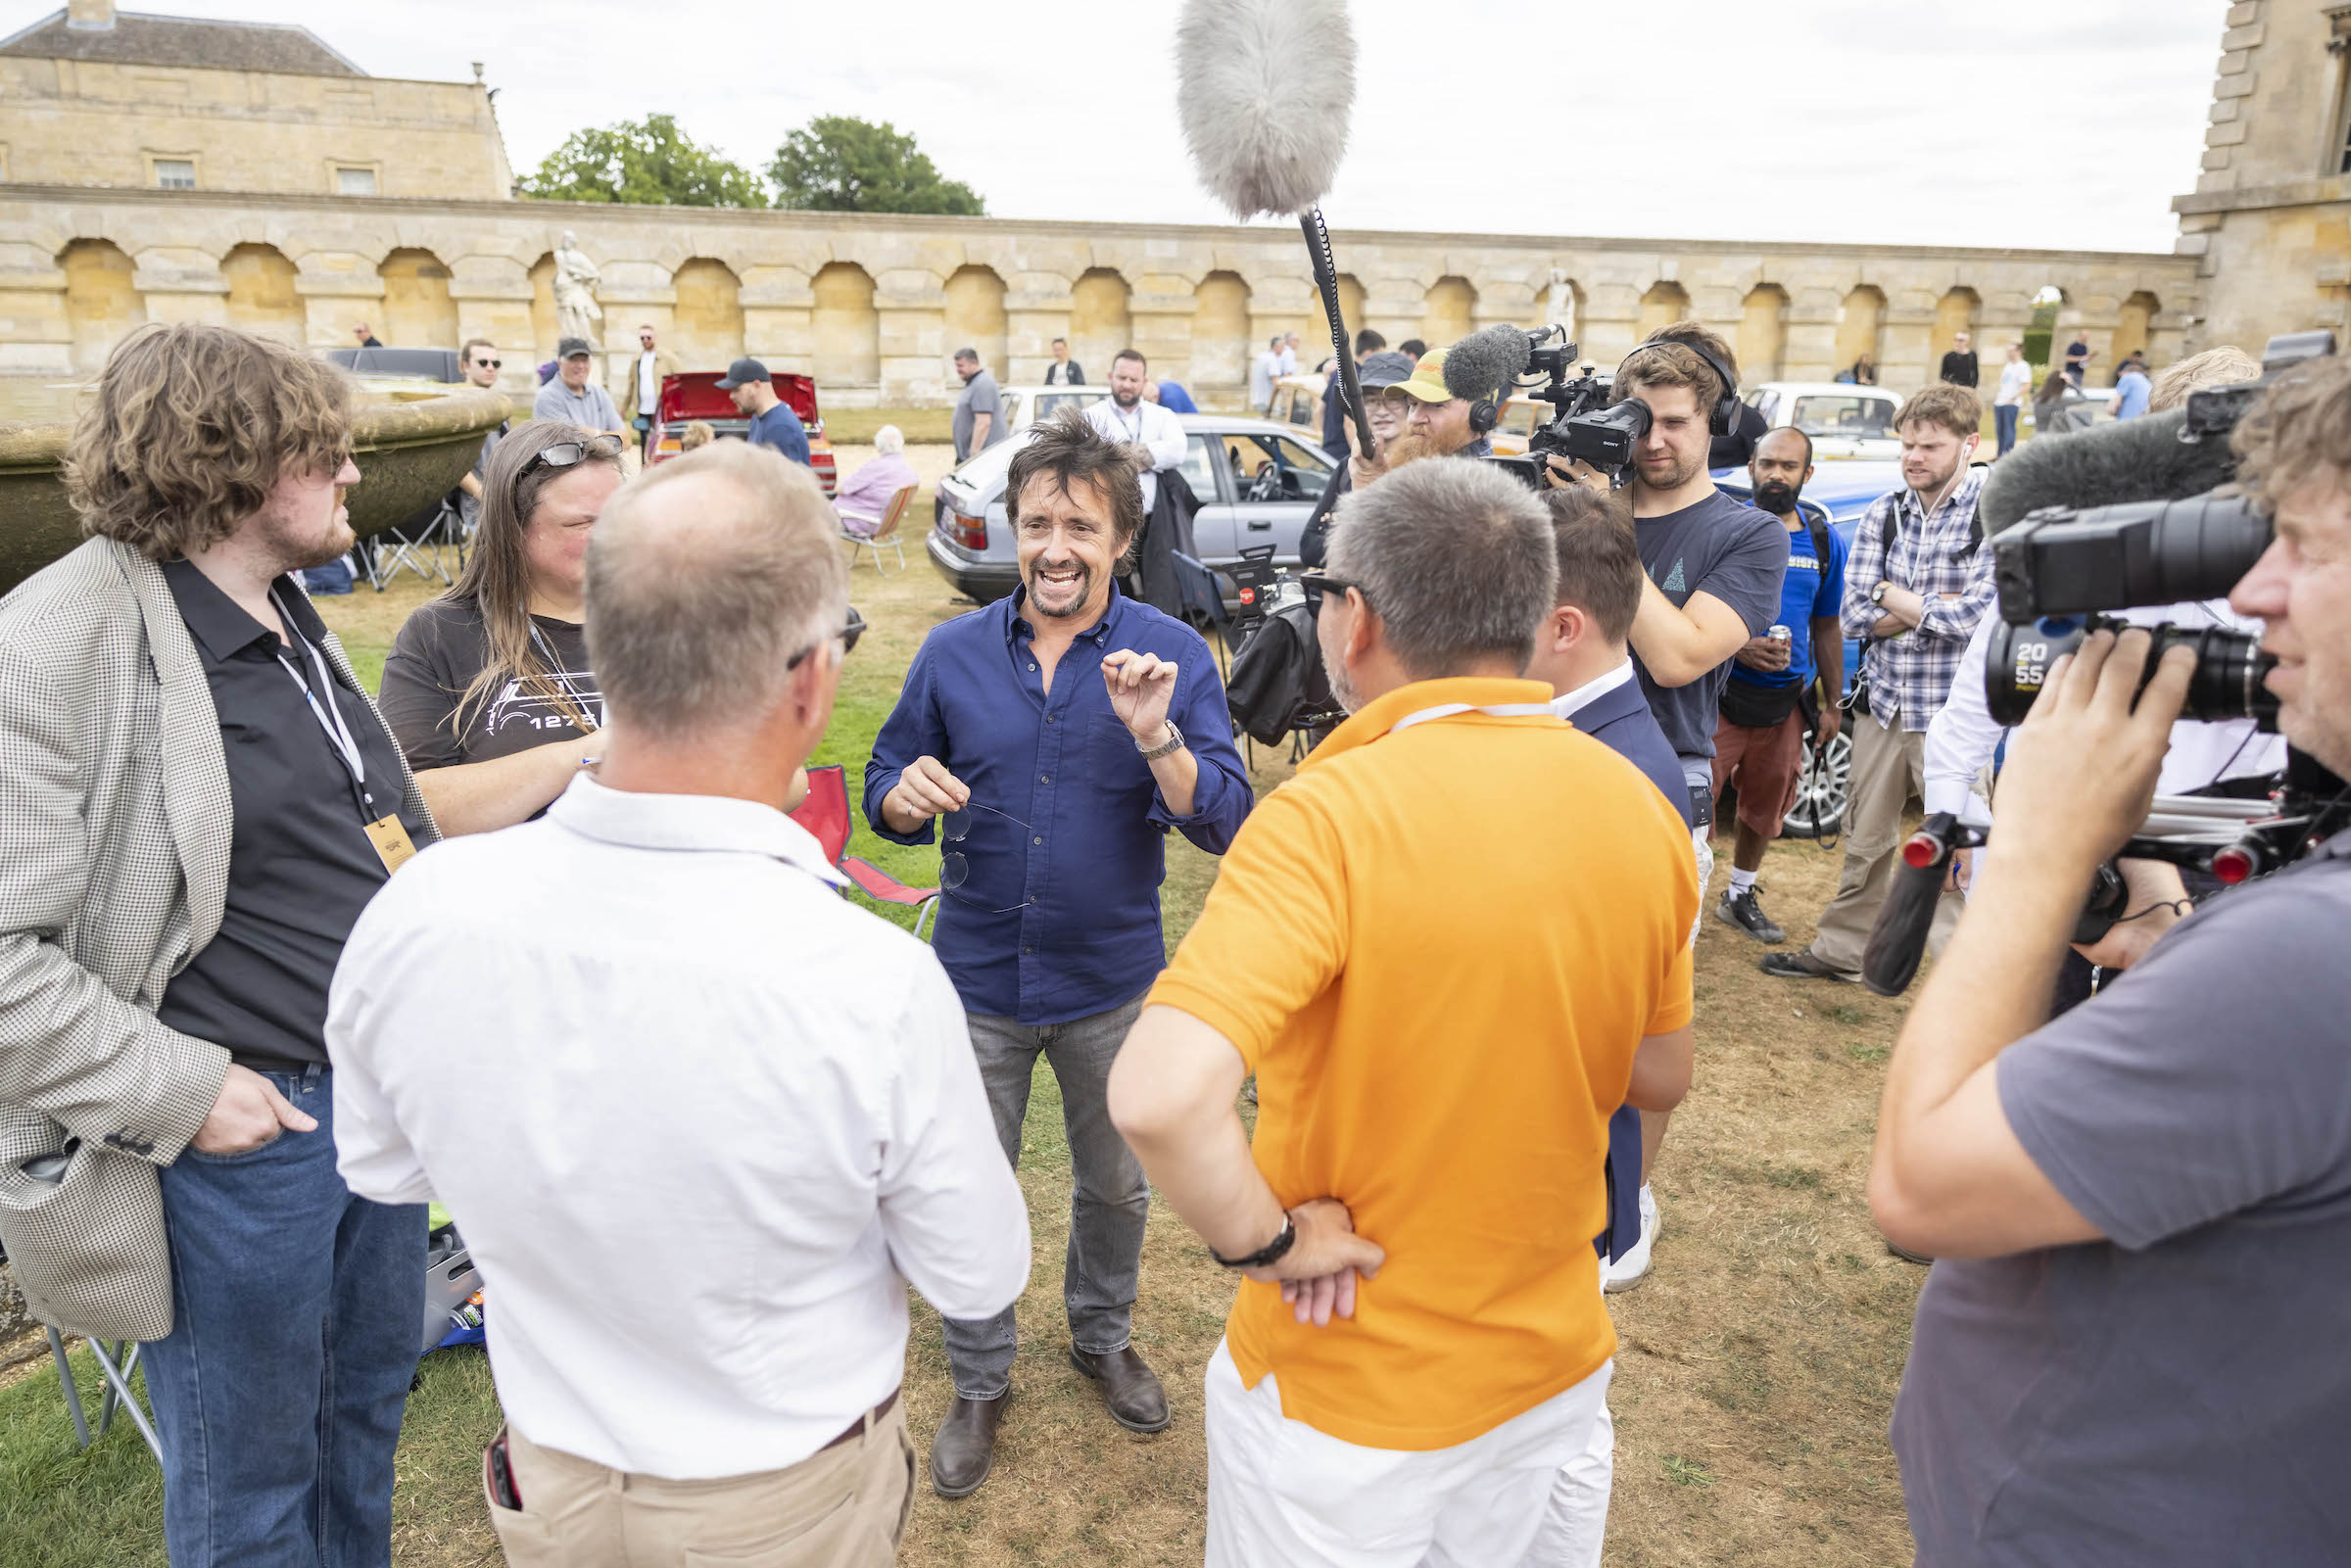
{"left": 1109, "top": 404, "right": 1145, "bottom": 445}
{"left": 269, "top": 589, "right": 377, "bottom": 820}
{"left": 528, "top": 623, "right": 600, "bottom": 728}
{"left": 1389, "top": 701, "right": 1555, "bottom": 734}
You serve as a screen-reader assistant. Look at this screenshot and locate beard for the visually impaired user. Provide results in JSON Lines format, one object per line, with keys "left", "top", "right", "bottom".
{"left": 266, "top": 486, "right": 357, "bottom": 572}
{"left": 1636, "top": 448, "right": 1704, "bottom": 494}
{"left": 1752, "top": 479, "right": 1802, "bottom": 514}
{"left": 1024, "top": 557, "right": 1095, "bottom": 618}
{"left": 1376, "top": 431, "right": 1445, "bottom": 471}
{"left": 1113, "top": 387, "right": 1140, "bottom": 408}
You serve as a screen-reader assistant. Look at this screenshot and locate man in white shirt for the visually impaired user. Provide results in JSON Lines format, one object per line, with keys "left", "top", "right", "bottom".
{"left": 626, "top": 323, "right": 680, "bottom": 455}
{"left": 328, "top": 440, "right": 1029, "bottom": 1568}
{"left": 1992, "top": 344, "right": 2033, "bottom": 457}
{"left": 1084, "top": 349, "right": 1188, "bottom": 513}
{"left": 1277, "top": 331, "right": 1301, "bottom": 377}
{"left": 1249, "top": 334, "right": 1282, "bottom": 411}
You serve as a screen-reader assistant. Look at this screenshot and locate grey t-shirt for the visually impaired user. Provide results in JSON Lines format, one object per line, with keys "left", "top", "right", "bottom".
{"left": 1893, "top": 833, "right": 2351, "bottom": 1564}
{"left": 1629, "top": 489, "right": 1790, "bottom": 763}
{"left": 533, "top": 378, "right": 622, "bottom": 432}
{"left": 952, "top": 369, "right": 1006, "bottom": 462}
{"left": 456, "top": 422, "right": 506, "bottom": 535}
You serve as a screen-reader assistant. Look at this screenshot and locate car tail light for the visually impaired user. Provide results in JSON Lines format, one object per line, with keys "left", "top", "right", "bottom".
{"left": 953, "top": 514, "right": 988, "bottom": 550}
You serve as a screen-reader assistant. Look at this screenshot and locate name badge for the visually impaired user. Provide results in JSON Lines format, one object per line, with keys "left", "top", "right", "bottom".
{"left": 364, "top": 815, "right": 418, "bottom": 875}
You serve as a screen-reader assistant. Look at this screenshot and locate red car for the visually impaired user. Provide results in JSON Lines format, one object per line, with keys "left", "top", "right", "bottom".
{"left": 647, "top": 370, "right": 837, "bottom": 498}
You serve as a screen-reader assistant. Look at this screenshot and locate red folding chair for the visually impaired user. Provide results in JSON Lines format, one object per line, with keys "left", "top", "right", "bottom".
{"left": 790, "top": 764, "right": 939, "bottom": 939}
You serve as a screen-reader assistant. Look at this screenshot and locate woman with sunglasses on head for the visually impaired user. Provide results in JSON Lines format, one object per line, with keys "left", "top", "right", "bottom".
{"left": 379, "top": 421, "right": 627, "bottom": 834}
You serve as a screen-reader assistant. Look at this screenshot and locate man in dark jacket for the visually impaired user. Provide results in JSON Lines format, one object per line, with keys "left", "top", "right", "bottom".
{"left": 1044, "top": 337, "right": 1085, "bottom": 385}
{"left": 1319, "top": 329, "right": 1388, "bottom": 461}
{"left": 1939, "top": 331, "right": 1980, "bottom": 388}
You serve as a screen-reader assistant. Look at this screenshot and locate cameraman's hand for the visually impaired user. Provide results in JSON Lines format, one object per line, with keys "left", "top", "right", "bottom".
{"left": 881, "top": 756, "right": 969, "bottom": 833}
{"left": 1734, "top": 635, "right": 1791, "bottom": 674}
{"left": 1543, "top": 455, "right": 1610, "bottom": 495}
{"left": 1244, "top": 1197, "right": 1384, "bottom": 1328}
{"left": 2071, "top": 858, "right": 2191, "bottom": 971}
{"left": 1986, "top": 629, "right": 2193, "bottom": 884}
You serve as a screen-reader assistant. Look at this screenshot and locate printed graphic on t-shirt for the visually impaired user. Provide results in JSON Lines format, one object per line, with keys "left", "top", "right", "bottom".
{"left": 486, "top": 670, "right": 604, "bottom": 736}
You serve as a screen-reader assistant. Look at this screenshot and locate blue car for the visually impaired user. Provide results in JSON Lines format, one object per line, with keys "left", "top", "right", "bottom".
{"left": 1709, "top": 459, "right": 1912, "bottom": 838}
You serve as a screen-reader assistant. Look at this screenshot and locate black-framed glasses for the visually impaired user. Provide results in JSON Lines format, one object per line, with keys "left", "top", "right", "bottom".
{"left": 940, "top": 800, "right": 1034, "bottom": 912}
{"left": 788, "top": 605, "right": 866, "bottom": 670}
{"left": 516, "top": 434, "right": 625, "bottom": 482}
{"left": 1299, "top": 571, "right": 1370, "bottom": 621}
{"left": 473, "top": 357, "right": 502, "bottom": 370}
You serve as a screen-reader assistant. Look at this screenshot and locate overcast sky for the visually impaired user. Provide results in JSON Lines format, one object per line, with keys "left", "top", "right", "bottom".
{"left": 42, "top": 0, "right": 2224, "bottom": 254}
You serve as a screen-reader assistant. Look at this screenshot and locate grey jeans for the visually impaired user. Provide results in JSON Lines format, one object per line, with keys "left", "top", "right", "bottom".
{"left": 942, "top": 994, "right": 1150, "bottom": 1400}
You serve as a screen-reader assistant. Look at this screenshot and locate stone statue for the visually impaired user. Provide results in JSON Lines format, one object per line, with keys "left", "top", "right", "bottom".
{"left": 1546, "top": 266, "right": 1577, "bottom": 340}
{"left": 552, "top": 230, "right": 602, "bottom": 347}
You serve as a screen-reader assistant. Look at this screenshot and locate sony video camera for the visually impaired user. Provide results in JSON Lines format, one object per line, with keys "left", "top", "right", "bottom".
{"left": 1860, "top": 330, "right": 2350, "bottom": 997}
{"left": 1485, "top": 325, "right": 1651, "bottom": 491}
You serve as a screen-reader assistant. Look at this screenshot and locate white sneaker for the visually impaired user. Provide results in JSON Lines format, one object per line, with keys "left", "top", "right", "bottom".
{"left": 1603, "top": 1185, "right": 1659, "bottom": 1293}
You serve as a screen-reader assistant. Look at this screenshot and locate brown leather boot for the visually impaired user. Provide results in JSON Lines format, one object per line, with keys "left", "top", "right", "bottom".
{"left": 929, "top": 1389, "right": 1009, "bottom": 1499}
{"left": 1069, "top": 1345, "right": 1171, "bottom": 1433}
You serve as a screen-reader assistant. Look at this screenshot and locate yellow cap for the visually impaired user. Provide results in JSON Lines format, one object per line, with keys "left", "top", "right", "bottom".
{"left": 1392, "top": 346, "right": 1457, "bottom": 403}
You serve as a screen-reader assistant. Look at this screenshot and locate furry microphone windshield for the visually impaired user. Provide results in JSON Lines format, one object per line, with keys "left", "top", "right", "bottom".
{"left": 1440, "top": 325, "right": 1537, "bottom": 404}
{"left": 1176, "top": 0, "right": 1357, "bottom": 219}
{"left": 1978, "top": 407, "right": 2240, "bottom": 536}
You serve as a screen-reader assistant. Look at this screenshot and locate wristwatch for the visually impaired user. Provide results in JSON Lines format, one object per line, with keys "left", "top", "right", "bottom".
{"left": 1211, "top": 1211, "right": 1297, "bottom": 1269}
{"left": 1136, "top": 719, "right": 1186, "bottom": 760}
{"left": 1871, "top": 581, "right": 1891, "bottom": 606}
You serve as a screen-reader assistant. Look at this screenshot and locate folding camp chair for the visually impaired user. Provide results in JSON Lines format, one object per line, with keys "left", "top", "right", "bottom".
{"left": 364, "top": 499, "right": 461, "bottom": 593}
{"left": 1171, "top": 549, "right": 1236, "bottom": 678}
{"left": 789, "top": 764, "right": 939, "bottom": 939}
{"left": 840, "top": 483, "right": 918, "bottom": 574}
{"left": 46, "top": 1328, "right": 163, "bottom": 1463}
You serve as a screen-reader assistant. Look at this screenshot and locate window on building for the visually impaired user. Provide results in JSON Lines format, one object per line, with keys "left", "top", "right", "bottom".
{"left": 336, "top": 166, "right": 378, "bottom": 197}
{"left": 153, "top": 159, "right": 195, "bottom": 190}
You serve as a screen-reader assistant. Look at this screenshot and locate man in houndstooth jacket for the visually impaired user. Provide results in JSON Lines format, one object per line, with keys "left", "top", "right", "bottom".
{"left": 0, "top": 323, "right": 439, "bottom": 1566}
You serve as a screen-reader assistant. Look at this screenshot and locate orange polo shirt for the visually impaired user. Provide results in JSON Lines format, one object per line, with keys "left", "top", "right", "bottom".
{"left": 1149, "top": 677, "right": 1696, "bottom": 1451}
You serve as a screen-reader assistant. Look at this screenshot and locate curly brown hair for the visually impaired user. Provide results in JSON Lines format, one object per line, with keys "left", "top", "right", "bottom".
{"left": 2232, "top": 354, "right": 2351, "bottom": 517}
{"left": 1618, "top": 320, "right": 1738, "bottom": 420}
{"left": 1893, "top": 383, "right": 1981, "bottom": 441}
{"left": 63, "top": 322, "right": 354, "bottom": 560}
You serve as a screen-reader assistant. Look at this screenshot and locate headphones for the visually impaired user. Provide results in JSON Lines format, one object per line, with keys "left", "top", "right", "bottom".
{"left": 1468, "top": 388, "right": 1503, "bottom": 436}
{"left": 1617, "top": 337, "right": 1742, "bottom": 436}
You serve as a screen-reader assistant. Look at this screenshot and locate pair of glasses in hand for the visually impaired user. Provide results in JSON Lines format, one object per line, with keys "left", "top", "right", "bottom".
{"left": 940, "top": 800, "right": 1033, "bottom": 912}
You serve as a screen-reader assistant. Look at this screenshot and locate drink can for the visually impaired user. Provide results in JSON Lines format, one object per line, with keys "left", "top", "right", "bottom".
{"left": 1768, "top": 625, "right": 1792, "bottom": 646}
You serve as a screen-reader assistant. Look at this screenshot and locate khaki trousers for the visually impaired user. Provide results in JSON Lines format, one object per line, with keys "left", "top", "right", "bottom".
{"left": 1807, "top": 716, "right": 1964, "bottom": 974}
{"left": 486, "top": 1401, "right": 915, "bottom": 1568}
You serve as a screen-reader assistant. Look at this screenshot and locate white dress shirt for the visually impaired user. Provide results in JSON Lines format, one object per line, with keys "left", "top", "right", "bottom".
{"left": 1085, "top": 395, "right": 1187, "bottom": 512}
{"left": 1923, "top": 599, "right": 2283, "bottom": 820}
{"left": 1548, "top": 658, "right": 1635, "bottom": 723}
{"left": 328, "top": 776, "right": 1029, "bottom": 1480}
{"left": 635, "top": 350, "right": 658, "bottom": 415}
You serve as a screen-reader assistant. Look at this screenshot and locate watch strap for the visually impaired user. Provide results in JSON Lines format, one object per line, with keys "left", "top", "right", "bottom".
{"left": 1211, "top": 1211, "right": 1296, "bottom": 1269}
{"left": 1137, "top": 720, "right": 1185, "bottom": 761}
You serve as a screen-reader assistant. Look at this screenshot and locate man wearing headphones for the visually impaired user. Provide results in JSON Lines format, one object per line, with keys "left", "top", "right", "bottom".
{"left": 1554, "top": 321, "right": 1789, "bottom": 1289}
{"left": 1764, "top": 383, "right": 1991, "bottom": 995}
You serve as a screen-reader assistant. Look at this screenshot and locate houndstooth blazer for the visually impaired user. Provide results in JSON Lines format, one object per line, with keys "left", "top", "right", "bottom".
{"left": 0, "top": 538, "right": 438, "bottom": 1341}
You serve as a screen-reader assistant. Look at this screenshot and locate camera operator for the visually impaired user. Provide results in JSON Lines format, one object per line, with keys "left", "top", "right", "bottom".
{"left": 1872, "top": 354, "right": 2351, "bottom": 1564}
{"left": 1924, "top": 347, "right": 2284, "bottom": 996}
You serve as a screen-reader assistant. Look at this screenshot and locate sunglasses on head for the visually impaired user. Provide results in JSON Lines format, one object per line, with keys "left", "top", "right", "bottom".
{"left": 788, "top": 605, "right": 867, "bottom": 670}
{"left": 516, "top": 434, "right": 625, "bottom": 481}
{"left": 1299, "top": 571, "right": 1370, "bottom": 621}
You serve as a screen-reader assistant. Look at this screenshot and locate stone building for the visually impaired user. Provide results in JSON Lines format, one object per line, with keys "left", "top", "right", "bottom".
{"left": 2174, "top": 0, "right": 2351, "bottom": 356}
{"left": 0, "top": 1, "right": 2197, "bottom": 405}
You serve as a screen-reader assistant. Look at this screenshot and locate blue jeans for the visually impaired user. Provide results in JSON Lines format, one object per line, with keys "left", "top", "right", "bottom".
{"left": 942, "top": 995, "right": 1149, "bottom": 1399}
{"left": 1994, "top": 403, "right": 2020, "bottom": 456}
{"left": 143, "top": 1066, "right": 426, "bottom": 1568}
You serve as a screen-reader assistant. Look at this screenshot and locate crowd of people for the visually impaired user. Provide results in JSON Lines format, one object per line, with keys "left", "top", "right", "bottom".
{"left": 0, "top": 313, "right": 2345, "bottom": 1568}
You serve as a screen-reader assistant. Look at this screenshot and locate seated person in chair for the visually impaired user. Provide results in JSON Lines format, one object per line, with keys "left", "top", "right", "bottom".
{"left": 836, "top": 424, "right": 920, "bottom": 540}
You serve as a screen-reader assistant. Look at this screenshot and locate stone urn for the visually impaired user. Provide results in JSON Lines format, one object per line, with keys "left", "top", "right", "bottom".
{"left": 0, "top": 382, "right": 512, "bottom": 595}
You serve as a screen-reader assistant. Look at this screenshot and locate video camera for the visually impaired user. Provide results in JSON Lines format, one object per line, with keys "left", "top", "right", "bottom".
{"left": 1861, "top": 330, "right": 2351, "bottom": 997}
{"left": 1484, "top": 325, "right": 1651, "bottom": 491}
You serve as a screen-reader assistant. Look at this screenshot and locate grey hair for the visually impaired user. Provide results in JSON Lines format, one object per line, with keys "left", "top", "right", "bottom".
{"left": 585, "top": 441, "right": 847, "bottom": 740}
{"left": 873, "top": 424, "right": 905, "bottom": 455}
{"left": 1326, "top": 458, "right": 1558, "bottom": 680}
{"left": 2150, "top": 346, "right": 2259, "bottom": 413}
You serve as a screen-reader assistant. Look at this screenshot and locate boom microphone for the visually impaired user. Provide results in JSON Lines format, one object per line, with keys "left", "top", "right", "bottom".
{"left": 1176, "top": 0, "right": 1374, "bottom": 453}
{"left": 1176, "top": 0, "right": 1356, "bottom": 220}
{"left": 1440, "top": 324, "right": 1537, "bottom": 404}
{"left": 1976, "top": 406, "right": 2238, "bottom": 536}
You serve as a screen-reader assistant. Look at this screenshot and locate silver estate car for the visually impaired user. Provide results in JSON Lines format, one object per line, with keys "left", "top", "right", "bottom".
{"left": 926, "top": 412, "right": 1339, "bottom": 601}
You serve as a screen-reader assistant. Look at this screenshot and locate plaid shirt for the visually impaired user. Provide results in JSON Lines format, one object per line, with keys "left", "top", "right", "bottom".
{"left": 1840, "top": 469, "right": 1995, "bottom": 732}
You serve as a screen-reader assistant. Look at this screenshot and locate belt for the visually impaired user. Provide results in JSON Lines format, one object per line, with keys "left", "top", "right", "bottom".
{"left": 819, "top": 1386, "right": 900, "bottom": 1454}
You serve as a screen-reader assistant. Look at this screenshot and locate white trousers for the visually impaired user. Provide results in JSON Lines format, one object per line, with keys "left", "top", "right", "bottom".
{"left": 1203, "top": 1339, "right": 1613, "bottom": 1568}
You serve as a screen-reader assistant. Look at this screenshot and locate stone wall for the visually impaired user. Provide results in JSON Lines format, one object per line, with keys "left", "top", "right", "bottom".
{"left": 0, "top": 185, "right": 2200, "bottom": 405}
{"left": 2172, "top": 0, "right": 2351, "bottom": 355}
{"left": 1, "top": 54, "right": 511, "bottom": 203}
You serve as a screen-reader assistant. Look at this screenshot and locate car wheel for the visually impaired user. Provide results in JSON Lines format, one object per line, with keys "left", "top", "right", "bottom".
{"left": 1782, "top": 730, "right": 1851, "bottom": 839}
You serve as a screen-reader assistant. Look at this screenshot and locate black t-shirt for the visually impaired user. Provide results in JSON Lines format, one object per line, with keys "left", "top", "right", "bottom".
{"left": 1939, "top": 351, "right": 1980, "bottom": 388}
{"left": 379, "top": 597, "right": 600, "bottom": 771}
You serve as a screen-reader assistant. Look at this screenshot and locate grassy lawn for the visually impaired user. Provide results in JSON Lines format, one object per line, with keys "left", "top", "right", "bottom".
{"left": 0, "top": 545, "right": 1923, "bottom": 1567}
{"left": 826, "top": 405, "right": 955, "bottom": 447}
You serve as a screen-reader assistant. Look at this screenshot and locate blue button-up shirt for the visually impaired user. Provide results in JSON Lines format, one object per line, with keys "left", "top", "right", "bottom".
{"left": 864, "top": 584, "right": 1252, "bottom": 1024}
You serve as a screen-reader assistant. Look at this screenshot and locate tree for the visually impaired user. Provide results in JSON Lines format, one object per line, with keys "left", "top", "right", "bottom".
{"left": 522, "top": 115, "right": 767, "bottom": 208}
{"left": 767, "top": 117, "right": 984, "bottom": 216}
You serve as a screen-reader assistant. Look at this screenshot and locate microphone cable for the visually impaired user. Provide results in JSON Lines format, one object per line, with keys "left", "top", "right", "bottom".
{"left": 1299, "top": 207, "right": 1375, "bottom": 456}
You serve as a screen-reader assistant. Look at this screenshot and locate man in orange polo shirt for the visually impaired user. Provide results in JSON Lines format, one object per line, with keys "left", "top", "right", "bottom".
{"left": 1109, "top": 459, "right": 1697, "bottom": 1567}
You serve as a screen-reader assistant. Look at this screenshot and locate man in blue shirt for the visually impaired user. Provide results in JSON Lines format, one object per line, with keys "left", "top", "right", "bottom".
{"left": 865, "top": 408, "right": 1252, "bottom": 1499}
{"left": 714, "top": 356, "right": 810, "bottom": 465}
{"left": 1712, "top": 428, "right": 1847, "bottom": 945}
{"left": 2108, "top": 360, "right": 2153, "bottom": 421}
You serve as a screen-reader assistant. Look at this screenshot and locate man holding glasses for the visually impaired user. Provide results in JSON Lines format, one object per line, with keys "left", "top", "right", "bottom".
{"left": 864, "top": 409, "right": 1253, "bottom": 1499}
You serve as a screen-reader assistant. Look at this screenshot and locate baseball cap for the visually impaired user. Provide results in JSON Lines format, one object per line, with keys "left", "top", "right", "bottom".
{"left": 1393, "top": 346, "right": 1458, "bottom": 404}
{"left": 556, "top": 336, "right": 595, "bottom": 360}
{"left": 1358, "top": 351, "right": 1415, "bottom": 392}
{"left": 713, "top": 356, "right": 771, "bottom": 390}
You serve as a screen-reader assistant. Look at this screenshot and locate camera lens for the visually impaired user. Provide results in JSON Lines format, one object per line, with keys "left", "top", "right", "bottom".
{"left": 1993, "top": 491, "right": 2273, "bottom": 621}
{"left": 1983, "top": 615, "right": 2278, "bottom": 729}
